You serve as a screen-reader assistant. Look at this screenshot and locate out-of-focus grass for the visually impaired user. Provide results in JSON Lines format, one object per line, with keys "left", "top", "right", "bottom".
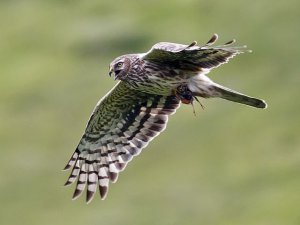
{"left": 0, "top": 0, "right": 299, "bottom": 225}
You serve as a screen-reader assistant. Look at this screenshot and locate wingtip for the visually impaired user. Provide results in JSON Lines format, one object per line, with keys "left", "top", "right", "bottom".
{"left": 187, "top": 41, "right": 197, "bottom": 48}
{"left": 62, "top": 164, "right": 71, "bottom": 171}
{"left": 224, "top": 39, "right": 236, "bottom": 46}
{"left": 86, "top": 190, "right": 95, "bottom": 204}
{"left": 99, "top": 186, "right": 108, "bottom": 200}
{"left": 64, "top": 180, "right": 72, "bottom": 186}
{"left": 115, "top": 162, "right": 126, "bottom": 171}
{"left": 109, "top": 172, "right": 119, "bottom": 183}
{"left": 72, "top": 189, "right": 83, "bottom": 200}
{"left": 205, "top": 34, "right": 219, "bottom": 46}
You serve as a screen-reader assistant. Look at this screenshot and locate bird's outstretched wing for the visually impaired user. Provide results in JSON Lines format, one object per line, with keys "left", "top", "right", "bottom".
{"left": 142, "top": 34, "right": 250, "bottom": 71}
{"left": 63, "top": 81, "right": 180, "bottom": 203}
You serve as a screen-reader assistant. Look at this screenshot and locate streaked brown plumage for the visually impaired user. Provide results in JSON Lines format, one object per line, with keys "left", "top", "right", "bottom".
{"left": 64, "top": 34, "right": 267, "bottom": 203}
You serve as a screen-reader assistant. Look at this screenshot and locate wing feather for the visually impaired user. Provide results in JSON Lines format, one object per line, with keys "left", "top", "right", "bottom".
{"left": 64, "top": 81, "right": 180, "bottom": 202}
{"left": 142, "top": 34, "right": 250, "bottom": 71}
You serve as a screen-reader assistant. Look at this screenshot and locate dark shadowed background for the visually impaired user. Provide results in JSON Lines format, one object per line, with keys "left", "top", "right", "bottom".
{"left": 1, "top": 0, "right": 299, "bottom": 225}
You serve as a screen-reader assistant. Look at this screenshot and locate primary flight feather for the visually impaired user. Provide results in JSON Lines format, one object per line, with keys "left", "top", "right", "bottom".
{"left": 64, "top": 34, "right": 267, "bottom": 203}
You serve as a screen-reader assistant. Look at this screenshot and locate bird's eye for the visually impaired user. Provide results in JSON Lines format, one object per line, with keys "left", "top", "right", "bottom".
{"left": 116, "top": 62, "right": 123, "bottom": 68}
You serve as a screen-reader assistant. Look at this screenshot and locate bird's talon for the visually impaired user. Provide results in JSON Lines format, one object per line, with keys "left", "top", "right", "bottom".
{"left": 194, "top": 96, "right": 205, "bottom": 110}
{"left": 175, "top": 84, "right": 205, "bottom": 114}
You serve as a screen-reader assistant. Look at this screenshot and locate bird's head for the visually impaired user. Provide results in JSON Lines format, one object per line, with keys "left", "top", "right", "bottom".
{"left": 109, "top": 55, "right": 131, "bottom": 81}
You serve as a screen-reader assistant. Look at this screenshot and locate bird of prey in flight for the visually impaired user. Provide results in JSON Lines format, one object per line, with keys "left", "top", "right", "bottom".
{"left": 64, "top": 34, "right": 267, "bottom": 203}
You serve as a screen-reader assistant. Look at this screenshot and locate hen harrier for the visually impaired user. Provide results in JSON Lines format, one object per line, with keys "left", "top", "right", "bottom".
{"left": 64, "top": 34, "right": 267, "bottom": 203}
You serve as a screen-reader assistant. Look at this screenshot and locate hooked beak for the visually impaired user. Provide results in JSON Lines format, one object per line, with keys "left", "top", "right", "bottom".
{"left": 109, "top": 66, "right": 113, "bottom": 76}
{"left": 109, "top": 69, "right": 121, "bottom": 80}
{"left": 108, "top": 70, "right": 117, "bottom": 80}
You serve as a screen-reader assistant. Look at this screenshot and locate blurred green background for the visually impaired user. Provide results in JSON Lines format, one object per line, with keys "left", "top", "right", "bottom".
{"left": 1, "top": 0, "right": 299, "bottom": 225}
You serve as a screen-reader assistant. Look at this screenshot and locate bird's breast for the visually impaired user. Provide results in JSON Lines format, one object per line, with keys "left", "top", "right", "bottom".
{"left": 127, "top": 72, "right": 190, "bottom": 95}
{"left": 126, "top": 61, "right": 198, "bottom": 95}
